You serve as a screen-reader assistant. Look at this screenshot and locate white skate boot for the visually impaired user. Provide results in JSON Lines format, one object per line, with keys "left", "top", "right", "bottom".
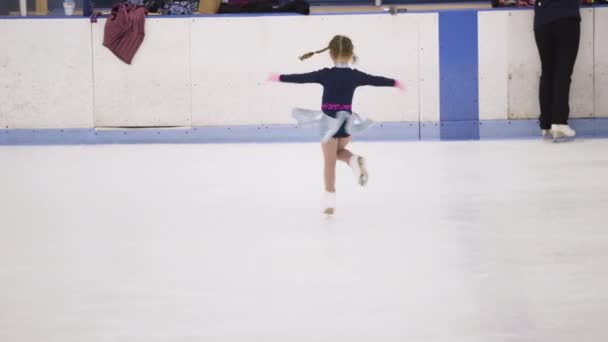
{"left": 550, "top": 124, "right": 576, "bottom": 142}
{"left": 349, "top": 155, "right": 368, "bottom": 186}
{"left": 323, "top": 191, "right": 336, "bottom": 215}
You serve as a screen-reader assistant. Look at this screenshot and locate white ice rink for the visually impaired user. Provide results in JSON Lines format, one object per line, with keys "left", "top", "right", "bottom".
{"left": 1, "top": 139, "right": 608, "bottom": 342}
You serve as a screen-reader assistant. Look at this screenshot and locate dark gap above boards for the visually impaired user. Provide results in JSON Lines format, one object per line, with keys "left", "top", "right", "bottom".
{"left": 0, "top": 0, "right": 84, "bottom": 14}
{"left": 309, "top": 0, "right": 485, "bottom": 4}
{"left": 89, "top": 0, "right": 487, "bottom": 9}
{"left": 89, "top": 0, "right": 118, "bottom": 8}
{"left": 0, "top": 0, "right": 490, "bottom": 16}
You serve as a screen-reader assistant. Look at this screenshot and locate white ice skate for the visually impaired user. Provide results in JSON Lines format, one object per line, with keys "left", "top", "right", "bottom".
{"left": 323, "top": 191, "right": 336, "bottom": 215}
{"left": 541, "top": 129, "right": 550, "bottom": 139}
{"left": 550, "top": 124, "right": 576, "bottom": 142}
{"left": 349, "top": 155, "right": 368, "bottom": 186}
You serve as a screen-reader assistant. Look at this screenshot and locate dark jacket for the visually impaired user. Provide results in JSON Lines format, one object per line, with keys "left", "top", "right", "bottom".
{"left": 534, "top": 0, "right": 581, "bottom": 29}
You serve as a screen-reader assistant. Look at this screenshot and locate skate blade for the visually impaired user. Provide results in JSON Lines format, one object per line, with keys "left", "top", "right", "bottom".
{"left": 358, "top": 157, "right": 368, "bottom": 187}
{"left": 360, "top": 174, "right": 368, "bottom": 186}
{"left": 552, "top": 132, "right": 575, "bottom": 143}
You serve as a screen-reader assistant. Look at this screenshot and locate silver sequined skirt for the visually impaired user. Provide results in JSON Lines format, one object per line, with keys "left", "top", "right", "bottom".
{"left": 291, "top": 108, "right": 375, "bottom": 142}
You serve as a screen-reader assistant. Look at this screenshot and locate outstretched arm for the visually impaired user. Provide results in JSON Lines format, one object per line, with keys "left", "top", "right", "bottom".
{"left": 356, "top": 70, "right": 397, "bottom": 87}
{"left": 273, "top": 70, "right": 324, "bottom": 84}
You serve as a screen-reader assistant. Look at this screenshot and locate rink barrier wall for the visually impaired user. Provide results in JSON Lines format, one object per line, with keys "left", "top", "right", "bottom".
{"left": 0, "top": 123, "right": 421, "bottom": 145}
{"left": 2, "top": 119, "right": 608, "bottom": 145}
{"left": 1, "top": 7, "right": 608, "bottom": 145}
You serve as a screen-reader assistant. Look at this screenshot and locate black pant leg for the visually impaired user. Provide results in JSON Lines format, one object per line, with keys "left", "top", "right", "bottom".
{"left": 535, "top": 25, "right": 556, "bottom": 130}
{"left": 551, "top": 19, "right": 580, "bottom": 125}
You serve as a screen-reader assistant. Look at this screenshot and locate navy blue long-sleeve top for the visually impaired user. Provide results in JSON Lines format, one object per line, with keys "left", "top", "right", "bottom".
{"left": 280, "top": 67, "right": 396, "bottom": 114}
{"left": 534, "top": 0, "right": 581, "bottom": 29}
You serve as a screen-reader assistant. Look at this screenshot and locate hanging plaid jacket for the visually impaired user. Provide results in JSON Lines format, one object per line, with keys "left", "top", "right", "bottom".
{"left": 104, "top": 3, "right": 146, "bottom": 64}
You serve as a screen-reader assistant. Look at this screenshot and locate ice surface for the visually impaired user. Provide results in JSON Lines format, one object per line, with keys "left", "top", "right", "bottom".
{"left": 1, "top": 140, "right": 607, "bottom": 342}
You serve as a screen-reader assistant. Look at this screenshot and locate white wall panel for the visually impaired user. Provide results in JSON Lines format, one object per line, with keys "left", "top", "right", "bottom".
{"left": 190, "top": 14, "right": 433, "bottom": 126}
{"left": 414, "top": 13, "right": 440, "bottom": 123}
{"left": 190, "top": 16, "right": 279, "bottom": 126}
{"left": 346, "top": 15, "right": 419, "bottom": 123}
{"left": 595, "top": 8, "right": 608, "bottom": 118}
{"left": 0, "top": 19, "right": 94, "bottom": 129}
{"left": 478, "top": 11, "right": 509, "bottom": 120}
{"left": 92, "top": 18, "right": 191, "bottom": 127}
{"left": 506, "top": 11, "right": 541, "bottom": 119}
{"left": 571, "top": 8, "right": 594, "bottom": 118}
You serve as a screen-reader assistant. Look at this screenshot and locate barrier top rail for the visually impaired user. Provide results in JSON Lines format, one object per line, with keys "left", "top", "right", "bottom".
{"left": 0, "top": 1, "right": 603, "bottom": 19}
{"left": 0, "top": 1, "right": 504, "bottom": 18}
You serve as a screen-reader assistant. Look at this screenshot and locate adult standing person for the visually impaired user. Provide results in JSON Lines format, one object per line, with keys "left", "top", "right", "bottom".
{"left": 534, "top": 0, "right": 581, "bottom": 140}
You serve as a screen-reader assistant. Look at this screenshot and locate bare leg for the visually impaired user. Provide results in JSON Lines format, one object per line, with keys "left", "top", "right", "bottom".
{"left": 321, "top": 138, "right": 339, "bottom": 192}
{"left": 337, "top": 137, "right": 353, "bottom": 164}
{"left": 337, "top": 137, "right": 368, "bottom": 186}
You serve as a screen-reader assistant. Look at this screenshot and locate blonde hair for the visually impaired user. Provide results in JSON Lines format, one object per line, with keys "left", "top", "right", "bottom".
{"left": 299, "top": 35, "right": 357, "bottom": 63}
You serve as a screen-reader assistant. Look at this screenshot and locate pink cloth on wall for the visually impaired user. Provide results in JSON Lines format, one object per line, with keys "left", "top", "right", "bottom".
{"left": 103, "top": 4, "right": 146, "bottom": 65}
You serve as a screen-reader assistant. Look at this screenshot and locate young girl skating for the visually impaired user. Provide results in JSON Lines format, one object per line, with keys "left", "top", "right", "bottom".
{"left": 270, "top": 35, "right": 404, "bottom": 215}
